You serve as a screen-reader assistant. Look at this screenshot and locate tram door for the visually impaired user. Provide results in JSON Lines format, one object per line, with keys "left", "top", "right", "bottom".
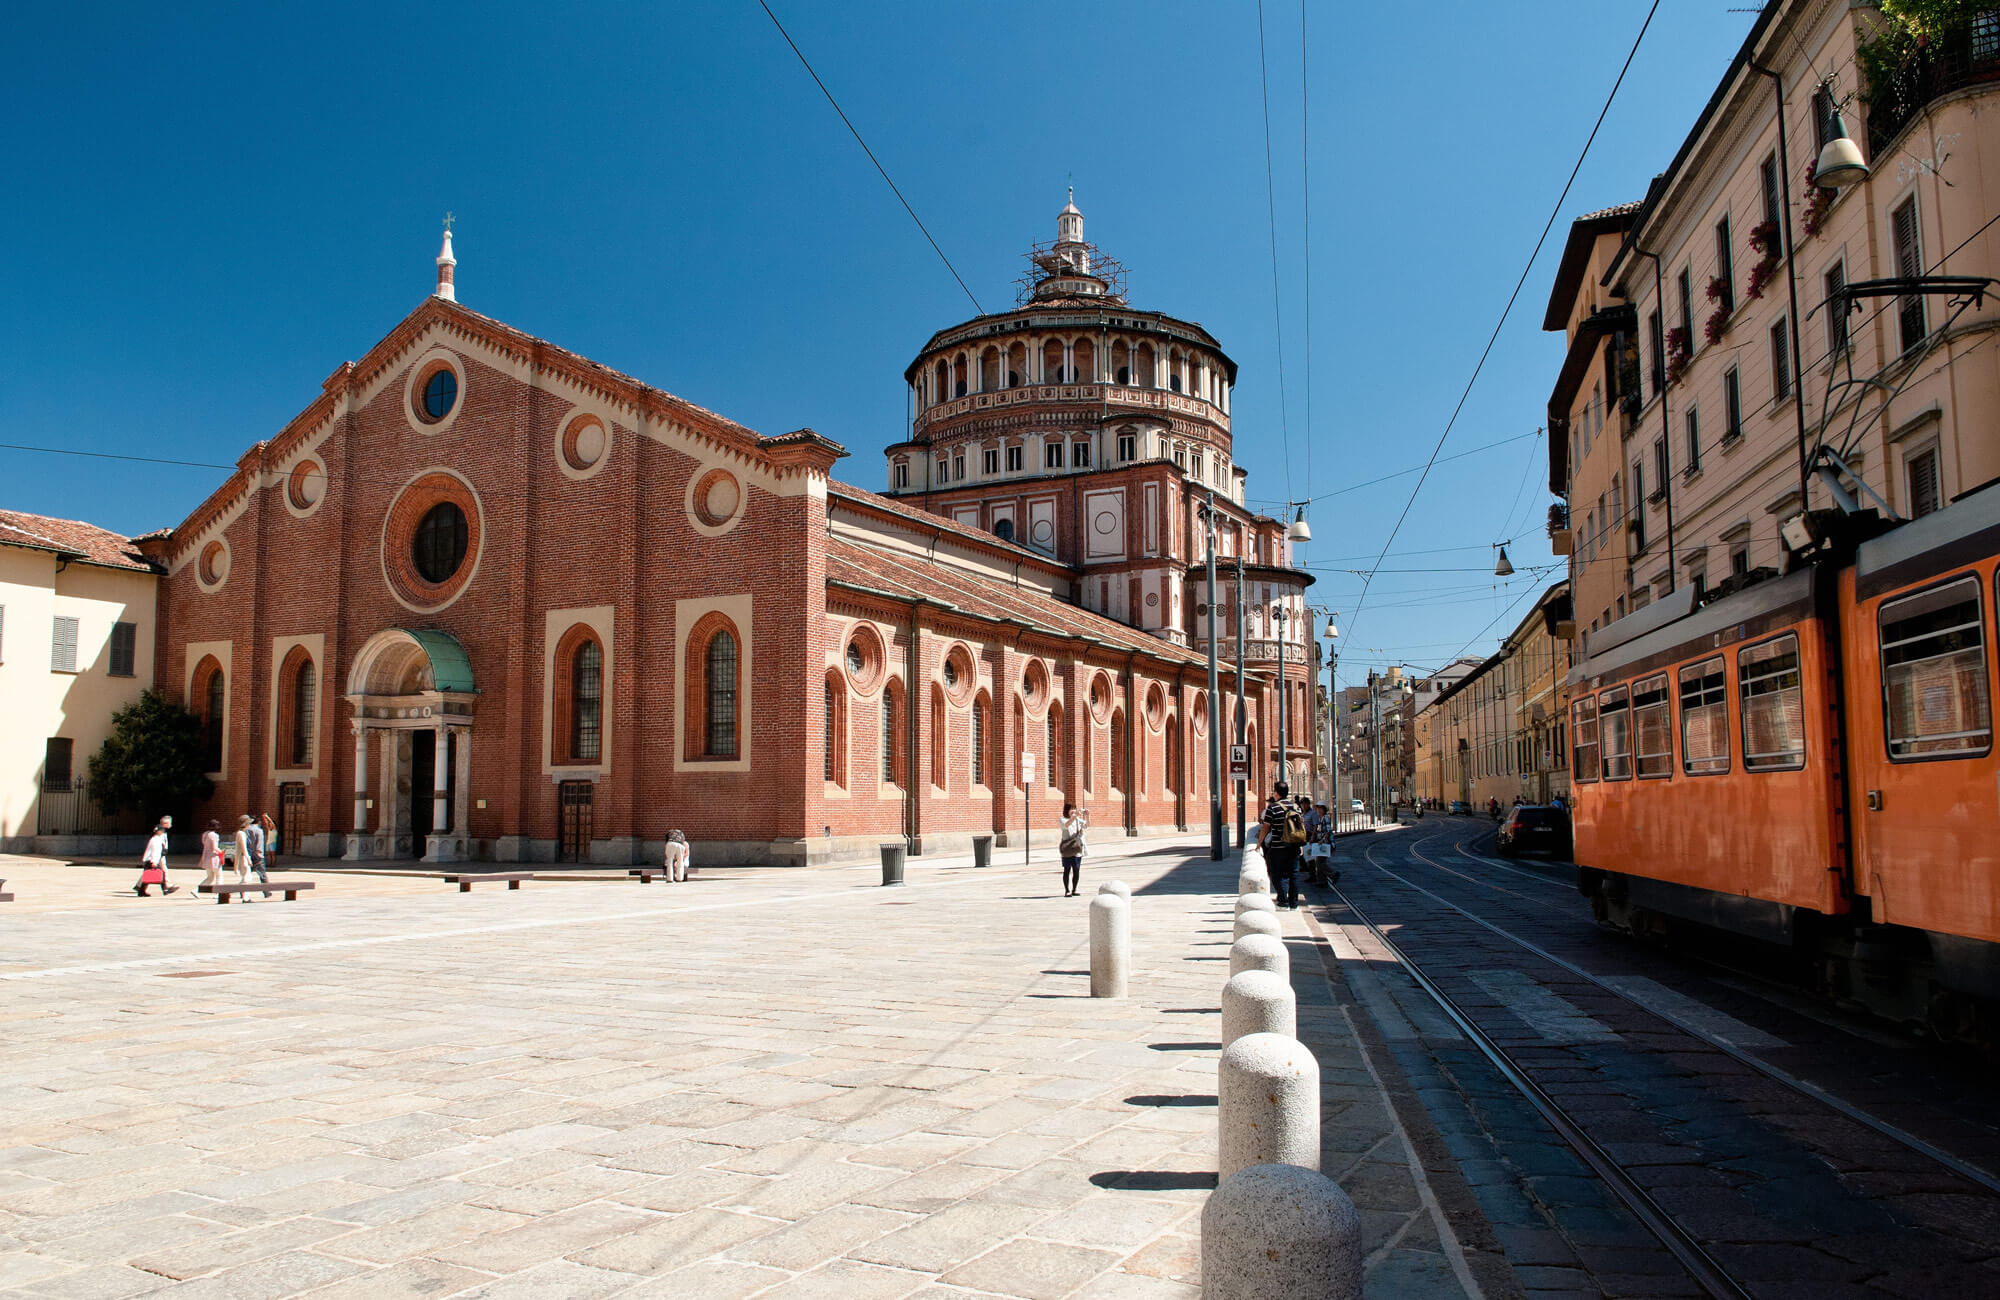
{"left": 558, "top": 780, "right": 593, "bottom": 862}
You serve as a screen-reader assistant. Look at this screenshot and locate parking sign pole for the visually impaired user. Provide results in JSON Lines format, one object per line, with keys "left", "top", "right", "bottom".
{"left": 1202, "top": 491, "right": 1224, "bottom": 861}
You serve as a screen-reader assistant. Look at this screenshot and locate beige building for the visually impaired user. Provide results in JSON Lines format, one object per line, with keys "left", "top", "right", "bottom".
{"left": 1431, "top": 584, "right": 1572, "bottom": 809}
{"left": 0, "top": 511, "right": 160, "bottom": 852}
{"left": 1548, "top": 0, "right": 2000, "bottom": 636}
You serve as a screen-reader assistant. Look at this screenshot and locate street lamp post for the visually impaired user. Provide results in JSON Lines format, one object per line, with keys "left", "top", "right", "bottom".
{"left": 1233, "top": 553, "right": 1247, "bottom": 850}
{"left": 1271, "top": 604, "right": 1290, "bottom": 792}
{"left": 1198, "top": 491, "right": 1225, "bottom": 861}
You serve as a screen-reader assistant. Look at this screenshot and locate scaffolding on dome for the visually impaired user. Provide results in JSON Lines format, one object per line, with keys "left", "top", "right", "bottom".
{"left": 1016, "top": 239, "right": 1128, "bottom": 307}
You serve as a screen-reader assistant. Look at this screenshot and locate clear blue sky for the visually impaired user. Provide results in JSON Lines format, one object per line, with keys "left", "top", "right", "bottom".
{"left": 1, "top": 1, "right": 1755, "bottom": 687}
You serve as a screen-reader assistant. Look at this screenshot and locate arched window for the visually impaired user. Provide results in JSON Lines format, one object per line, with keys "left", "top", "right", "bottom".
{"left": 823, "top": 672, "right": 847, "bottom": 786}
{"left": 972, "top": 695, "right": 988, "bottom": 786}
{"left": 882, "top": 681, "right": 902, "bottom": 786}
{"left": 1166, "top": 721, "right": 1180, "bottom": 794}
{"left": 192, "top": 656, "right": 225, "bottom": 773}
{"left": 291, "top": 657, "right": 315, "bottom": 767}
{"left": 706, "top": 632, "right": 737, "bottom": 757}
{"left": 1013, "top": 696, "right": 1027, "bottom": 787}
{"left": 994, "top": 518, "right": 1014, "bottom": 543}
{"left": 1047, "top": 705, "right": 1061, "bottom": 788}
{"left": 1110, "top": 707, "right": 1127, "bottom": 793}
{"left": 572, "top": 641, "right": 602, "bottom": 763}
{"left": 930, "top": 684, "right": 947, "bottom": 790}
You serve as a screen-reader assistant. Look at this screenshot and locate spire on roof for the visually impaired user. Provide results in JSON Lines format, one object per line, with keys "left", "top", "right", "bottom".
{"left": 435, "top": 213, "right": 457, "bottom": 302}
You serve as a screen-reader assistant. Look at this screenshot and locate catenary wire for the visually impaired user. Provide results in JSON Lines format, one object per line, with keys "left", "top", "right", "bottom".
{"left": 1254, "top": 0, "right": 1294, "bottom": 501}
{"left": 1299, "top": 0, "right": 1313, "bottom": 519}
{"left": 753, "top": 0, "right": 983, "bottom": 315}
{"left": 1342, "top": 0, "right": 1663, "bottom": 651}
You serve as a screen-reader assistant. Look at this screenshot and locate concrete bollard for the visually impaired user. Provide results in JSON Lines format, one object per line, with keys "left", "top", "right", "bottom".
{"left": 1234, "top": 893, "right": 1277, "bottom": 917}
{"left": 1234, "top": 909, "right": 1282, "bottom": 943}
{"left": 1229, "top": 932, "right": 1288, "bottom": 979}
{"left": 1237, "top": 868, "right": 1269, "bottom": 896}
{"left": 1097, "top": 880, "right": 1131, "bottom": 899}
{"left": 1218, "top": 1032, "right": 1320, "bottom": 1180}
{"left": 1201, "top": 1163, "right": 1362, "bottom": 1300}
{"left": 1222, "top": 969, "right": 1296, "bottom": 1047}
{"left": 1089, "top": 893, "right": 1129, "bottom": 998}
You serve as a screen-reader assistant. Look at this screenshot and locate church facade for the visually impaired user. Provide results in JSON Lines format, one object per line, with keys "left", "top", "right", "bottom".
{"left": 144, "top": 202, "right": 1311, "bottom": 866}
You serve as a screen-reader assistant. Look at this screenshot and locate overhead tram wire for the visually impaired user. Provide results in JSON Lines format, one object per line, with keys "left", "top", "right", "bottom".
{"left": 1246, "top": 428, "right": 1542, "bottom": 508}
{"left": 1340, "top": 0, "right": 1662, "bottom": 649}
{"left": 1299, "top": 0, "right": 1313, "bottom": 515}
{"left": 1254, "top": 0, "right": 1294, "bottom": 499}
{"left": 753, "top": 0, "right": 983, "bottom": 316}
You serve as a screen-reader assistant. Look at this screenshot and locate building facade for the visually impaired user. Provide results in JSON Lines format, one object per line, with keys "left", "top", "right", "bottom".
{"left": 1431, "top": 584, "right": 1573, "bottom": 809}
{"left": 1548, "top": 0, "right": 2000, "bottom": 641}
{"left": 0, "top": 512, "right": 159, "bottom": 851}
{"left": 137, "top": 202, "right": 1306, "bottom": 866}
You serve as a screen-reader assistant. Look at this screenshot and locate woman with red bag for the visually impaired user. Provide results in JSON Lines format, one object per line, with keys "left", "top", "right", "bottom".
{"left": 133, "top": 817, "right": 177, "bottom": 897}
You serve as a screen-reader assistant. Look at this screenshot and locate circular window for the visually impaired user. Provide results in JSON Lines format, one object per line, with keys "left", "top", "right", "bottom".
{"left": 688, "top": 467, "right": 745, "bottom": 535}
{"left": 1145, "top": 684, "right": 1166, "bottom": 729}
{"left": 1022, "top": 659, "right": 1049, "bottom": 710}
{"left": 941, "top": 645, "right": 975, "bottom": 704}
{"left": 420, "top": 368, "right": 458, "bottom": 423}
{"left": 843, "top": 624, "right": 885, "bottom": 694}
{"left": 382, "top": 471, "right": 484, "bottom": 614}
{"left": 197, "top": 539, "right": 229, "bottom": 589}
{"left": 562, "top": 414, "right": 608, "bottom": 474}
{"left": 412, "top": 503, "right": 468, "bottom": 583}
{"left": 847, "top": 643, "right": 865, "bottom": 676}
{"left": 1088, "top": 673, "right": 1110, "bottom": 722}
{"left": 1193, "top": 691, "right": 1209, "bottom": 734}
{"left": 287, "top": 460, "right": 326, "bottom": 512}
{"left": 943, "top": 658, "right": 959, "bottom": 688}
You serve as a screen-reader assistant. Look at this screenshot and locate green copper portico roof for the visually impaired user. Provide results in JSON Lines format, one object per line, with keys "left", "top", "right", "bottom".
{"left": 404, "top": 628, "right": 477, "bottom": 693}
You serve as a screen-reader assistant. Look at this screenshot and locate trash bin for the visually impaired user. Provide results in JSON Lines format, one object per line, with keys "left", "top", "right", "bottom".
{"left": 880, "top": 843, "right": 906, "bottom": 886}
{"left": 972, "top": 835, "right": 993, "bottom": 869}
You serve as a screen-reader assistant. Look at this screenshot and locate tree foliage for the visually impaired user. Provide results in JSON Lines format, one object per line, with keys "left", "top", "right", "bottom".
{"left": 87, "top": 689, "right": 214, "bottom": 821}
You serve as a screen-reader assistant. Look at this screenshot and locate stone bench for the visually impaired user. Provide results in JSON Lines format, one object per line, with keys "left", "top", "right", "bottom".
{"left": 442, "top": 872, "right": 535, "bottom": 892}
{"left": 197, "top": 881, "right": 315, "bottom": 904}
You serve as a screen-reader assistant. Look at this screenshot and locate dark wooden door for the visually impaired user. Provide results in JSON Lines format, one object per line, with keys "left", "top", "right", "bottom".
{"left": 558, "top": 781, "right": 593, "bottom": 862}
{"left": 411, "top": 730, "right": 436, "bottom": 842}
{"left": 277, "top": 782, "right": 306, "bottom": 854}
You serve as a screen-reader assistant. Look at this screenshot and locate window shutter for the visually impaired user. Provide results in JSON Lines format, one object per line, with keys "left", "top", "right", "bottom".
{"left": 109, "top": 621, "right": 135, "bottom": 677}
{"left": 51, "top": 616, "right": 79, "bottom": 673}
{"left": 1909, "top": 447, "right": 1942, "bottom": 518}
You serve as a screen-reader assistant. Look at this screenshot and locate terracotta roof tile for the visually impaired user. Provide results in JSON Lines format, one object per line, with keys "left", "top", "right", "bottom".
{"left": 0, "top": 509, "right": 156, "bottom": 572}
{"left": 828, "top": 481, "right": 1065, "bottom": 571}
{"left": 826, "top": 536, "right": 1213, "bottom": 673}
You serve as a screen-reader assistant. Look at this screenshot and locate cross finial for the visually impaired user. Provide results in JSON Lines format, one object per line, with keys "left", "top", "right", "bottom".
{"left": 443, "top": 211, "right": 455, "bottom": 233}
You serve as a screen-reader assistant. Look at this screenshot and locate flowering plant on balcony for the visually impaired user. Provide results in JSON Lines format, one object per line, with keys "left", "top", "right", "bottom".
{"left": 1801, "top": 161, "right": 1836, "bottom": 238}
{"left": 1702, "top": 274, "right": 1734, "bottom": 345}
{"left": 1665, "top": 327, "right": 1693, "bottom": 384}
{"left": 1745, "top": 221, "right": 1782, "bottom": 300}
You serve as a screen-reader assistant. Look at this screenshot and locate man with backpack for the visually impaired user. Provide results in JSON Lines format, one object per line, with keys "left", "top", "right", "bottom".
{"left": 1253, "top": 782, "right": 1308, "bottom": 908}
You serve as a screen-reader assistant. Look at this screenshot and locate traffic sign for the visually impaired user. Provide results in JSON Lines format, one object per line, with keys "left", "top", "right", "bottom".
{"left": 1227, "top": 744, "right": 1249, "bottom": 782}
{"left": 1021, "top": 751, "right": 1037, "bottom": 785}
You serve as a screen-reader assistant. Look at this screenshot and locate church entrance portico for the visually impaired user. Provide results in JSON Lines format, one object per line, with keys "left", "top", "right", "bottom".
{"left": 343, "top": 629, "right": 477, "bottom": 863}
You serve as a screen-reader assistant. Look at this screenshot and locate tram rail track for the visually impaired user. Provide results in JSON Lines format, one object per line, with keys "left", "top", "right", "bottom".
{"left": 1314, "top": 822, "right": 2000, "bottom": 1298}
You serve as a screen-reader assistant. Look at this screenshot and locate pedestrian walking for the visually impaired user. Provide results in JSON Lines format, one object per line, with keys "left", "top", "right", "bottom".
{"left": 1058, "top": 804, "right": 1090, "bottom": 897}
{"left": 198, "top": 820, "right": 224, "bottom": 890}
{"left": 247, "top": 814, "right": 271, "bottom": 885}
{"left": 1253, "top": 782, "right": 1307, "bottom": 908}
{"left": 664, "top": 829, "right": 690, "bottom": 883}
{"left": 133, "top": 817, "right": 177, "bottom": 897}
{"left": 231, "top": 816, "right": 255, "bottom": 894}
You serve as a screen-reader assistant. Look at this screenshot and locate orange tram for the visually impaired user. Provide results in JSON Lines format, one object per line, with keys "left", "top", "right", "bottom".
{"left": 1569, "top": 481, "right": 2000, "bottom": 1040}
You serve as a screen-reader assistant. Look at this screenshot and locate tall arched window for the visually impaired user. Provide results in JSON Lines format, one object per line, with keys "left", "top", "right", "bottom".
{"left": 705, "top": 630, "right": 738, "bottom": 758}
{"left": 972, "top": 695, "right": 988, "bottom": 786}
{"left": 1047, "top": 706, "right": 1061, "bottom": 788}
{"left": 882, "top": 681, "right": 902, "bottom": 785}
{"left": 291, "top": 658, "right": 315, "bottom": 767}
{"left": 1111, "top": 708, "right": 1127, "bottom": 792}
{"left": 930, "top": 684, "right": 947, "bottom": 789}
{"left": 572, "top": 641, "right": 602, "bottom": 762}
{"left": 192, "top": 656, "right": 225, "bottom": 773}
{"left": 1166, "top": 722, "right": 1180, "bottom": 794}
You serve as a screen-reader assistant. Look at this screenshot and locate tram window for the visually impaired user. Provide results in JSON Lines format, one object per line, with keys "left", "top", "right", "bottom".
{"left": 1599, "top": 686, "right": 1633, "bottom": 781}
{"left": 1740, "top": 634, "right": 1807, "bottom": 771}
{"left": 1881, "top": 576, "right": 1992, "bottom": 760}
{"left": 1570, "top": 697, "right": 1598, "bottom": 783}
{"left": 1633, "top": 675, "right": 1672, "bottom": 778}
{"left": 1679, "top": 657, "right": 1730, "bottom": 774}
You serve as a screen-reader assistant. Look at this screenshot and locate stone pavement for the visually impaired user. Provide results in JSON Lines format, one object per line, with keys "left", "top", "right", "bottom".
{"left": 0, "top": 841, "right": 1487, "bottom": 1298}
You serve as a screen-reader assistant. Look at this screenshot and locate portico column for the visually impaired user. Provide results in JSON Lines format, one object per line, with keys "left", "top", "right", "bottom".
{"left": 378, "top": 731, "right": 397, "bottom": 835}
{"left": 431, "top": 722, "right": 450, "bottom": 833}
{"left": 351, "top": 726, "right": 370, "bottom": 835}
{"left": 1063, "top": 341, "right": 1074, "bottom": 384}
{"left": 452, "top": 728, "right": 472, "bottom": 842}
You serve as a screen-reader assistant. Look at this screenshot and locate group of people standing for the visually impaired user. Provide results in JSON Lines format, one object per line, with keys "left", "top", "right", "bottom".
{"left": 132, "top": 812, "right": 277, "bottom": 898}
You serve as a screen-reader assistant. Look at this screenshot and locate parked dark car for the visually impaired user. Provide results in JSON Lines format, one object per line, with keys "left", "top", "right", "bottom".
{"left": 1496, "top": 804, "right": 1572, "bottom": 859}
{"left": 1447, "top": 800, "right": 1472, "bottom": 815}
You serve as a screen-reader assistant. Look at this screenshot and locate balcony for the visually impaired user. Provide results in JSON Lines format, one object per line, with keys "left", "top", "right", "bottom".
{"left": 912, "top": 381, "right": 1225, "bottom": 437}
{"left": 1865, "top": 12, "right": 2000, "bottom": 157}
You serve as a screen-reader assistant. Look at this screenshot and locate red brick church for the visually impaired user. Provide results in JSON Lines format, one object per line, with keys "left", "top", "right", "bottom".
{"left": 145, "top": 200, "right": 1314, "bottom": 865}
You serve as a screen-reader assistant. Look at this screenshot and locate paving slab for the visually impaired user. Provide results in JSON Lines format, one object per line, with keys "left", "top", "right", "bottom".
{"left": 0, "top": 840, "right": 1487, "bottom": 1295}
